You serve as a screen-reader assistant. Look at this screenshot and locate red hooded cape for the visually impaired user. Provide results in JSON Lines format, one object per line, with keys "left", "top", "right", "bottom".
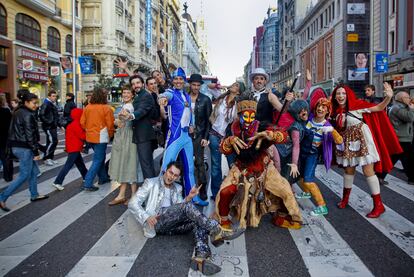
{"left": 331, "top": 85, "right": 402, "bottom": 173}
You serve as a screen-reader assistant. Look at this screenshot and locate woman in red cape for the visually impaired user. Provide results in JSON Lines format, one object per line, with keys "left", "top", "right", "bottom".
{"left": 330, "top": 83, "right": 401, "bottom": 218}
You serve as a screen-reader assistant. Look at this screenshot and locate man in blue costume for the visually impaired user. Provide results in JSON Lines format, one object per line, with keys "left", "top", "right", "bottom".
{"left": 159, "top": 67, "right": 208, "bottom": 206}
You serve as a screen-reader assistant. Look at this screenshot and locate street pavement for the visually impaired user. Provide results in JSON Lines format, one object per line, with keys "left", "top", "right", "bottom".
{"left": 0, "top": 130, "right": 413, "bottom": 277}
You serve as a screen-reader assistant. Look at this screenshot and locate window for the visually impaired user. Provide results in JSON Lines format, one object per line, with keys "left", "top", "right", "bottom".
{"left": 66, "top": 35, "right": 73, "bottom": 53}
{"left": 332, "top": 3, "right": 335, "bottom": 20}
{"left": 47, "top": 27, "right": 61, "bottom": 52}
{"left": 0, "top": 4, "right": 6, "bottom": 36}
{"left": 390, "top": 0, "right": 396, "bottom": 14}
{"left": 389, "top": 31, "right": 395, "bottom": 53}
{"left": 0, "top": 47, "right": 6, "bottom": 62}
{"left": 15, "top": 13, "right": 41, "bottom": 47}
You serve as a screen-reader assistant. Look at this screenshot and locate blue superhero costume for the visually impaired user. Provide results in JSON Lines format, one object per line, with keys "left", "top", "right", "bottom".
{"left": 160, "top": 69, "right": 195, "bottom": 196}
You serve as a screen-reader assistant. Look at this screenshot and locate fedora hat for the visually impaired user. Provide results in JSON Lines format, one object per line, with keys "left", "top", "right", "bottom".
{"left": 249, "top": 68, "right": 269, "bottom": 83}
{"left": 188, "top": 73, "right": 204, "bottom": 84}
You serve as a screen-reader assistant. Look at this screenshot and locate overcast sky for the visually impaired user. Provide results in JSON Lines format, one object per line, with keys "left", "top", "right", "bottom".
{"left": 184, "top": 0, "right": 277, "bottom": 85}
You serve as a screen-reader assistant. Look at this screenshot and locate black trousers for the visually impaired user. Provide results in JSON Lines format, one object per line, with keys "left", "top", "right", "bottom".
{"left": 378, "top": 141, "right": 414, "bottom": 182}
{"left": 192, "top": 136, "right": 207, "bottom": 196}
{"left": 136, "top": 141, "right": 156, "bottom": 179}
{"left": 0, "top": 145, "right": 13, "bottom": 182}
{"left": 43, "top": 128, "right": 58, "bottom": 160}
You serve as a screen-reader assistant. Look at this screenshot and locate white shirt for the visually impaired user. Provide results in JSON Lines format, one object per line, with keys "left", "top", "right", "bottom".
{"left": 180, "top": 93, "right": 191, "bottom": 128}
{"left": 212, "top": 97, "right": 237, "bottom": 136}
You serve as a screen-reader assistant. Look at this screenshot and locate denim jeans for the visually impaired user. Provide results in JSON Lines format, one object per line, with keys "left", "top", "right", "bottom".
{"left": 54, "top": 152, "right": 88, "bottom": 185}
{"left": 209, "top": 133, "right": 235, "bottom": 199}
{"left": 300, "top": 152, "right": 319, "bottom": 182}
{"left": 0, "top": 147, "right": 40, "bottom": 202}
{"left": 83, "top": 143, "right": 109, "bottom": 188}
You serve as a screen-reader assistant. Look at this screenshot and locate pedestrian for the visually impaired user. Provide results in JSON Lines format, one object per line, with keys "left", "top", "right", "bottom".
{"left": 62, "top": 92, "right": 76, "bottom": 127}
{"left": 80, "top": 88, "right": 114, "bottom": 191}
{"left": 0, "top": 95, "right": 13, "bottom": 182}
{"left": 108, "top": 84, "right": 142, "bottom": 205}
{"left": 188, "top": 73, "right": 212, "bottom": 206}
{"left": 10, "top": 98, "right": 19, "bottom": 111}
{"left": 121, "top": 75, "right": 157, "bottom": 179}
{"left": 331, "top": 83, "right": 401, "bottom": 218}
{"left": 51, "top": 108, "right": 88, "bottom": 191}
{"left": 128, "top": 161, "right": 244, "bottom": 276}
{"left": 208, "top": 81, "right": 244, "bottom": 200}
{"left": 387, "top": 91, "right": 414, "bottom": 184}
{"left": 364, "top": 84, "right": 383, "bottom": 104}
{"left": 0, "top": 91, "right": 48, "bottom": 212}
{"left": 39, "top": 90, "right": 62, "bottom": 166}
{"left": 146, "top": 76, "right": 165, "bottom": 149}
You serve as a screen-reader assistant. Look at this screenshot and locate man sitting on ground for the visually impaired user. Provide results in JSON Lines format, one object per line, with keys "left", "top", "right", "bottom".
{"left": 128, "top": 161, "right": 244, "bottom": 276}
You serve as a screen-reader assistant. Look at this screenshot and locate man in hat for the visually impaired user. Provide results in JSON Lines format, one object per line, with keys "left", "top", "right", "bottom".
{"left": 249, "top": 68, "right": 294, "bottom": 127}
{"left": 159, "top": 68, "right": 197, "bottom": 200}
{"left": 188, "top": 74, "right": 212, "bottom": 206}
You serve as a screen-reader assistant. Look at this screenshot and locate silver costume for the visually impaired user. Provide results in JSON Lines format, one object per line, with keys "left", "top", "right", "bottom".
{"left": 128, "top": 176, "right": 219, "bottom": 258}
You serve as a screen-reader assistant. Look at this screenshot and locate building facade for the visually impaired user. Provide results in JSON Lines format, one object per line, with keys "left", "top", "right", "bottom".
{"left": 260, "top": 8, "right": 279, "bottom": 84}
{"left": 373, "top": 0, "right": 414, "bottom": 97}
{"left": 0, "top": 0, "right": 82, "bottom": 104}
{"left": 181, "top": 6, "right": 200, "bottom": 75}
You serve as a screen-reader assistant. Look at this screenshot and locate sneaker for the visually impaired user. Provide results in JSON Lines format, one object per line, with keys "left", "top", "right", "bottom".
{"left": 37, "top": 170, "right": 43, "bottom": 177}
{"left": 310, "top": 205, "right": 328, "bottom": 216}
{"left": 210, "top": 225, "right": 245, "bottom": 247}
{"left": 52, "top": 183, "right": 65, "bottom": 191}
{"left": 44, "top": 159, "right": 54, "bottom": 166}
{"left": 296, "top": 192, "right": 312, "bottom": 199}
{"left": 82, "top": 186, "right": 99, "bottom": 192}
{"left": 30, "top": 195, "right": 49, "bottom": 202}
{"left": 51, "top": 160, "right": 59, "bottom": 165}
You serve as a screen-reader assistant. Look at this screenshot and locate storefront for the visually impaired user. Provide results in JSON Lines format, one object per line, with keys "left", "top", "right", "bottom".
{"left": 0, "top": 37, "right": 14, "bottom": 99}
{"left": 15, "top": 46, "right": 49, "bottom": 99}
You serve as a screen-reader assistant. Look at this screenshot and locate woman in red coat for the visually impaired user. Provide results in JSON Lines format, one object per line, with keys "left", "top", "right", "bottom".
{"left": 52, "top": 108, "right": 88, "bottom": 190}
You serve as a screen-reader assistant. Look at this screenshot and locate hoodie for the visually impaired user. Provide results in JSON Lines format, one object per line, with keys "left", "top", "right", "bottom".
{"left": 66, "top": 108, "right": 86, "bottom": 153}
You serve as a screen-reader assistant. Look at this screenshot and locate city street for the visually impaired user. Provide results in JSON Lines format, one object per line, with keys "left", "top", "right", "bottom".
{"left": 1, "top": 130, "right": 413, "bottom": 277}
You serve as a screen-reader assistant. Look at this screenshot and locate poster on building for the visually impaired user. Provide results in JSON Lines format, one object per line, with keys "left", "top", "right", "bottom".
{"left": 347, "top": 3, "right": 365, "bottom": 14}
{"left": 50, "top": 66, "right": 60, "bottom": 76}
{"left": 375, "top": 53, "right": 388, "bottom": 73}
{"left": 78, "top": 56, "right": 95, "bottom": 74}
{"left": 60, "top": 56, "right": 72, "bottom": 74}
{"left": 145, "top": 0, "right": 152, "bottom": 48}
{"left": 348, "top": 53, "right": 369, "bottom": 81}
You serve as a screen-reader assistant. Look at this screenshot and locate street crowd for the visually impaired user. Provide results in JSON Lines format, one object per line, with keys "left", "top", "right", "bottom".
{"left": 0, "top": 51, "right": 414, "bottom": 275}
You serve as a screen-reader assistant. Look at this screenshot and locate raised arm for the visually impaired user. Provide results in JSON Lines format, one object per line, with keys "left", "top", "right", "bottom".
{"left": 114, "top": 57, "right": 134, "bottom": 76}
{"left": 368, "top": 82, "right": 393, "bottom": 113}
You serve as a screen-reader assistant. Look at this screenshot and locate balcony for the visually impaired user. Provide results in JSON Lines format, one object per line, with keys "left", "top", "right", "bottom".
{"left": 16, "top": 0, "right": 56, "bottom": 17}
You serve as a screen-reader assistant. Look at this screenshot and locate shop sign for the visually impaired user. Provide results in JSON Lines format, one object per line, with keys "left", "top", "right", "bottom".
{"left": 22, "top": 60, "right": 33, "bottom": 71}
{"left": 393, "top": 75, "right": 404, "bottom": 87}
{"left": 22, "top": 72, "right": 49, "bottom": 82}
{"left": 347, "top": 3, "right": 365, "bottom": 14}
{"left": 78, "top": 56, "right": 95, "bottom": 74}
{"left": 347, "top": 34, "right": 359, "bottom": 42}
{"left": 17, "top": 62, "right": 47, "bottom": 73}
{"left": 145, "top": 0, "right": 152, "bottom": 48}
{"left": 50, "top": 66, "right": 60, "bottom": 76}
{"left": 19, "top": 48, "right": 48, "bottom": 63}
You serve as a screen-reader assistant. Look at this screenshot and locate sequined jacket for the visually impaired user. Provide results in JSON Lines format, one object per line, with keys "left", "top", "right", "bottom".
{"left": 128, "top": 176, "right": 184, "bottom": 226}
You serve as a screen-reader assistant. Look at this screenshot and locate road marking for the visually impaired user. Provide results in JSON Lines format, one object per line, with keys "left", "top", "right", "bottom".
{"left": 291, "top": 183, "right": 373, "bottom": 277}
{"left": 316, "top": 165, "right": 414, "bottom": 259}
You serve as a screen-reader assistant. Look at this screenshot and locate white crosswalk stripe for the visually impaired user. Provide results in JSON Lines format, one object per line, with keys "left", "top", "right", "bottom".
{"left": 316, "top": 165, "right": 414, "bottom": 258}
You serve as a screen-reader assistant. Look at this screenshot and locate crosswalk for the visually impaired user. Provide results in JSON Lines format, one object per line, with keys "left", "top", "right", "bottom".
{"left": 1, "top": 135, "right": 414, "bottom": 276}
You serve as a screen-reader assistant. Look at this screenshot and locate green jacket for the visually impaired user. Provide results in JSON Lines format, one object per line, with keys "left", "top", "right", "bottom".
{"left": 389, "top": 102, "right": 414, "bottom": 142}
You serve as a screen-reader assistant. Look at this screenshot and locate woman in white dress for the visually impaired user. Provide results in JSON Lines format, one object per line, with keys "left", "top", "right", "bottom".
{"left": 330, "top": 83, "right": 394, "bottom": 218}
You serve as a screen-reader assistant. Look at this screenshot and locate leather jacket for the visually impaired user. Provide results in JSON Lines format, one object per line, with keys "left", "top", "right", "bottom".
{"left": 39, "top": 99, "right": 60, "bottom": 129}
{"left": 8, "top": 106, "right": 40, "bottom": 155}
{"left": 192, "top": 93, "right": 212, "bottom": 140}
{"left": 128, "top": 176, "right": 183, "bottom": 236}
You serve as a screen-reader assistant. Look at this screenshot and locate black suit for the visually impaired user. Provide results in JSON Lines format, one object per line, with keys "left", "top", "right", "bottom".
{"left": 132, "top": 89, "right": 156, "bottom": 179}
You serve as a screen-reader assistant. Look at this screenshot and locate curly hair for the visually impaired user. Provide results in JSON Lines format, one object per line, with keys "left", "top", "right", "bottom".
{"left": 90, "top": 88, "right": 108, "bottom": 104}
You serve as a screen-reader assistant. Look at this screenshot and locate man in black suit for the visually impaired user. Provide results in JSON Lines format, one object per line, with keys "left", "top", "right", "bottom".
{"left": 122, "top": 75, "right": 157, "bottom": 179}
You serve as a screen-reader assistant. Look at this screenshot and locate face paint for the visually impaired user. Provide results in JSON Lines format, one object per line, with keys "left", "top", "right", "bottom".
{"left": 240, "top": 110, "right": 256, "bottom": 126}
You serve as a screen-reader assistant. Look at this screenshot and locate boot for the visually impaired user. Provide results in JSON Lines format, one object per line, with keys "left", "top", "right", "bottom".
{"left": 337, "top": 188, "right": 352, "bottom": 209}
{"left": 366, "top": 194, "right": 385, "bottom": 218}
{"left": 272, "top": 215, "right": 301, "bottom": 229}
{"left": 190, "top": 257, "right": 221, "bottom": 276}
{"left": 210, "top": 225, "right": 245, "bottom": 247}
